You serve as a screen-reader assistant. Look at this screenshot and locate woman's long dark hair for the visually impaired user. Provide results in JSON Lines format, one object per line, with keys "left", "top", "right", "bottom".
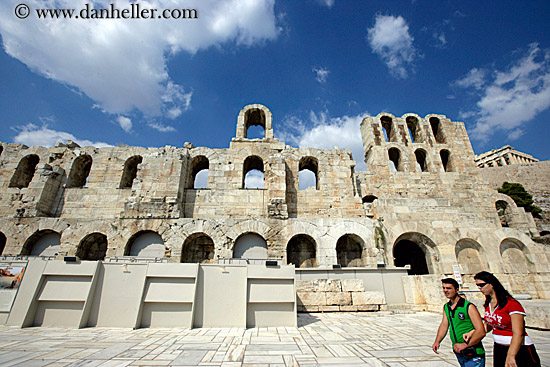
{"left": 474, "top": 271, "right": 514, "bottom": 308}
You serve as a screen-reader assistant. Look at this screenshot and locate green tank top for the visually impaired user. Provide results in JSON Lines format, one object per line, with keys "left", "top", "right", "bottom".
{"left": 444, "top": 298, "right": 485, "bottom": 355}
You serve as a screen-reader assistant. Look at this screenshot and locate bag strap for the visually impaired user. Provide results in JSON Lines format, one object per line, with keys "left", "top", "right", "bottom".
{"left": 446, "top": 303, "right": 459, "bottom": 342}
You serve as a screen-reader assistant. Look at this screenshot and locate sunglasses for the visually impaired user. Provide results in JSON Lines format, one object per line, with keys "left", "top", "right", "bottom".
{"left": 476, "top": 282, "right": 488, "bottom": 288}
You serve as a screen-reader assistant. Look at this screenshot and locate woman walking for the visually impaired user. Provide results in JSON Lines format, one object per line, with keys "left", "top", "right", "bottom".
{"left": 472, "top": 271, "right": 540, "bottom": 367}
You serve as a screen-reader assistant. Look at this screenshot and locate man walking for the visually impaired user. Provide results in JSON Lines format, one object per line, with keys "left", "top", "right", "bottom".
{"left": 433, "top": 278, "right": 486, "bottom": 367}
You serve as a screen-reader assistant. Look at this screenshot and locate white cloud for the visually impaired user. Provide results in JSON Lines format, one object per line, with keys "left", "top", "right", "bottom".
{"left": 148, "top": 122, "right": 177, "bottom": 133}
{"left": 279, "top": 111, "right": 367, "bottom": 171}
{"left": 244, "top": 170, "right": 264, "bottom": 188}
{"left": 313, "top": 67, "right": 330, "bottom": 84}
{"left": 12, "top": 123, "right": 112, "bottom": 148}
{"left": 367, "top": 14, "right": 417, "bottom": 79}
{"left": 433, "top": 31, "right": 447, "bottom": 48}
{"left": 317, "top": 0, "right": 334, "bottom": 8}
{"left": 116, "top": 116, "right": 133, "bottom": 133}
{"left": 0, "top": 0, "right": 278, "bottom": 118}
{"left": 454, "top": 68, "right": 487, "bottom": 90}
{"left": 455, "top": 44, "right": 550, "bottom": 141}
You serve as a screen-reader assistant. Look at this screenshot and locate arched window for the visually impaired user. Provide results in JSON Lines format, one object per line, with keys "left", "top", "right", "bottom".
{"left": 243, "top": 156, "right": 264, "bottom": 189}
{"left": 286, "top": 234, "right": 317, "bottom": 268}
{"left": 336, "top": 235, "right": 364, "bottom": 267}
{"left": 21, "top": 230, "right": 61, "bottom": 257}
{"left": 77, "top": 233, "right": 107, "bottom": 260}
{"left": 299, "top": 156, "right": 319, "bottom": 190}
{"left": 187, "top": 155, "right": 209, "bottom": 189}
{"left": 181, "top": 233, "right": 215, "bottom": 263}
{"left": 406, "top": 116, "right": 422, "bottom": 143}
{"left": 233, "top": 233, "right": 267, "bottom": 259}
{"left": 244, "top": 108, "right": 266, "bottom": 139}
{"left": 67, "top": 154, "right": 93, "bottom": 188}
{"left": 119, "top": 155, "right": 142, "bottom": 189}
{"left": 415, "top": 149, "right": 428, "bottom": 172}
{"left": 0, "top": 232, "right": 6, "bottom": 255}
{"left": 125, "top": 231, "right": 165, "bottom": 258}
{"left": 388, "top": 148, "right": 402, "bottom": 172}
{"left": 0, "top": 145, "right": 3, "bottom": 157}
{"left": 380, "top": 116, "right": 393, "bottom": 142}
{"left": 430, "top": 117, "right": 446, "bottom": 143}
{"left": 362, "top": 195, "right": 377, "bottom": 204}
{"left": 440, "top": 149, "right": 453, "bottom": 172}
{"left": 9, "top": 154, "right": 40, "bottom": 188}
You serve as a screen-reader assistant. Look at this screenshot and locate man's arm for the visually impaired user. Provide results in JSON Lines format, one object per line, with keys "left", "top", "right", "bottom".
{"left": 432, "top": 312, "right": 449, "bottom": 354}
{"left": 454, "top": 303, "right": 486, "bottom": 353}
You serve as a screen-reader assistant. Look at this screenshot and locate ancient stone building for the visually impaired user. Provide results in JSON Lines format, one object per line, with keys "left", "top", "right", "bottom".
{"left": 475, "top": 145, "right": 539, "bottom": 168}
{"left": 1, "top": 104, "right": 549, "bottom": 303}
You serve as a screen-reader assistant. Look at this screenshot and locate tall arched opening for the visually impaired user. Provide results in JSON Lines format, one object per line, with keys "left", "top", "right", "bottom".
{"left": 21, "top": 230, "right": 61, "bottom": 257}
{"left": 286, "top": 234, "right": 317, "bottom": 268}
{"left": 77, "top": 233, "right": 108, "bottom": 260}
{"left": 233, "top": 233, "right": 267, "bottom": 259}
{"left": 181, "top": 233, "right": 215, "bottom": 263}
{"left": 336, "top": 234, "right": 364, "bottom": 267}
{"left": 125, "top": 231, "right": 165, "bottom": 258}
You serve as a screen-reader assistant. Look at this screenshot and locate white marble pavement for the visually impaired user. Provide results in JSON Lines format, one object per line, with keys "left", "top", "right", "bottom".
{"left": 0, "top": 312, "right": 548, "bottom": 366}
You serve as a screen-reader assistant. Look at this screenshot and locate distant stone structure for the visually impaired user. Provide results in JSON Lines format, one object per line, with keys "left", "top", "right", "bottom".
{"left": 475, "top": 145, "right": 539, "bottom": 168}
{"left": 1, "top": 104, "right": 549, "bottom": 307}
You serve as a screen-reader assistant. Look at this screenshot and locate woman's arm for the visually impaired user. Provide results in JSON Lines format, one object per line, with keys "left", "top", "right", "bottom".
{"left": 505, "top": 313, "right": 525, "bottom": 367}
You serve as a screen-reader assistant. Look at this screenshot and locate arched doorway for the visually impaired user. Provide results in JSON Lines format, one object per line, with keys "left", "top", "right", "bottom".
{"left": 0, "top": 232, "right": 6, "bottom": 255}
{"left": 393, "top": 240, "right": 429, "bottom": 275}
{"left": 125, "top": 231, "right": 165, "bottom": 258}
{"left": 286, "top": 234, "right": 316, "bottom": 268}
{"left": 336, "top": 234, "right": 364, "bottom": 267}
{"left": 181, "top": 233, "right": 215, "bottom": 263}
{"left": 233, "top": 233, "right": 267, "bottom": 259}
{"left": 455, "top": 239, "right": 488, "bottom": 274}
{"left": 21, "top": 230, "right": 61, "bottom": 256}
{"left": 77, "top": 233, "right": 107, "bottom": 260}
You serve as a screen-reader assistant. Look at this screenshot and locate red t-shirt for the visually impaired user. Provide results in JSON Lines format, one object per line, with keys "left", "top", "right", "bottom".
{"left": 484, "top": 297, "right": 533, "bottom": 345}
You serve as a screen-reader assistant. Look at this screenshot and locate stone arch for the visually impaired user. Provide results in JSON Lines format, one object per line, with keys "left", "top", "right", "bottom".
{"left": 233, "top": 233, "right": 268, "bottom": 259}
{"left": 125, "top": 230, "right": 165, "bottom": 258}
{"left": 499, "top": 238, "right": 532, "bottom": 274}
{"left": 440, "top": 149, "right": 453, "bottom": 172}
{"left": 181, "top": 233, "right": 215, "bottom": 263}
{"left": 243, "top": 155, "right": 264, "bottom": 189}
{"left": 299, "top": 156, "right": 319, "bottom": 190}
{"left": 393, "top": 232, "right": 439, "bottom": 275}
{"left": 9, "top": 154, "right": 40, "bottom": 188}
{"left": 0, "top": 232, "right": 6, "bottom": 255}
{"left": 286, "top": 234, "right": 317, "bottom": 268}
{"left": 187, "top": 155, "right": 209, "bottom": 189}
{"left": 76, "top": 232, "right": 107, "bottom": 260}
{"left": 405, "top": 114, "right": 422, "bottom": 143}
{"left": 429, "top": 116, "right": 446, "bottom": 143}
{"left": 455, "top": 239, "right": 488, "bottom": 274}
{"left": 388, "top": 147, "right": 402, "bottom": 172}
{"left": 336, "top": 234, "right": 365, "bottom": 267}
{"left": 67, "top": 154, "right": 93, "bottom": 188}
{"left": 414, "top": 149, "right": 429, "bottom": 172}
{"left": 179, "top": 219, "right": 231, "bottom": 259}
{"left": 236, "top": 104, "right": 274, "bottom": 140}
{"left": 21, "top": 230, "right": 61, "bottom": 256}
{"left": 119, "top": 155, "right": 142, "bottom": 189}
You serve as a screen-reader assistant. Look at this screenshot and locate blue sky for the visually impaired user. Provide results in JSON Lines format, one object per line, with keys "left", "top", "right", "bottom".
{"left": 1, "top": 0, "right": 549, "bottom": 171}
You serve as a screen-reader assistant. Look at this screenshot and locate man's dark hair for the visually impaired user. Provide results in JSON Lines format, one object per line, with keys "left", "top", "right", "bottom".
{"left": 441, "top": 278, "right": 459, "bottom": 290}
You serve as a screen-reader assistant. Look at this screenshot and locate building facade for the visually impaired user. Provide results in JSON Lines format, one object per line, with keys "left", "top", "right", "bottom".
{"left": 1, "top": 104, "right": 549, "bottom": 302}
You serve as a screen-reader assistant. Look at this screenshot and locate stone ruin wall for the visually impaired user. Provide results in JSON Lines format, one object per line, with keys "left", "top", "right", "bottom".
{"left": 477, "top": 161, "right": 550, "bottom": 234}
{"left": 0, "top": 104, "right": 549, "bottom": 303}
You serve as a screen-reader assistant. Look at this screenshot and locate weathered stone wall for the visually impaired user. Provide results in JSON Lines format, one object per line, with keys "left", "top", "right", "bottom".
{"left": 0, "top": 104, "right": 549, "bottom": 307}
{"left": 478, "top": 161, "right": 550, "bottom": 233}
